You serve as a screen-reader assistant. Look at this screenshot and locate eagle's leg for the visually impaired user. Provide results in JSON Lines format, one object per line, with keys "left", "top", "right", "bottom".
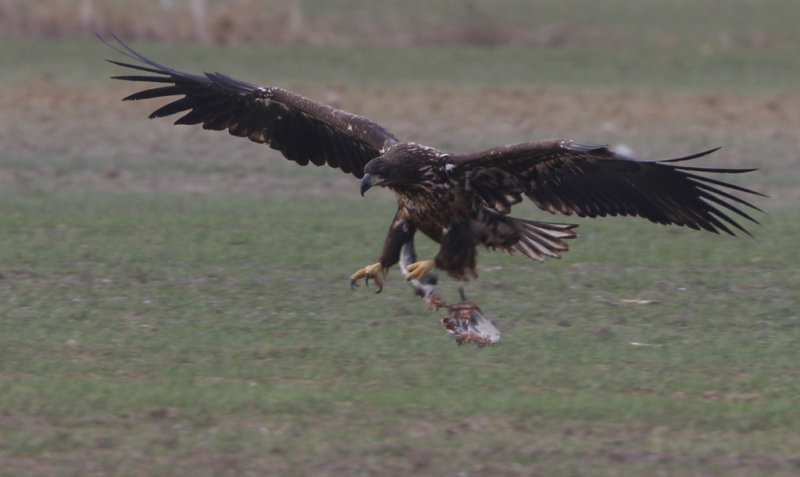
{"left": 405, "top": 260, "right": 436, "bottom": 281}
{"left": 350, "top": 263, "right": 385, "bottom": 293}
{"left": 399, "top": 241, "right": 438, "bottom": 299}
{"left": 350, "top": 210, "right": 417, "bottom": 293}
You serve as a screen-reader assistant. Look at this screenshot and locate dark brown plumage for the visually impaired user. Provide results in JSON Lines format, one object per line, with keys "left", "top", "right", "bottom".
{"left": 102, "top": 35, "right": 764, "bottom": 290}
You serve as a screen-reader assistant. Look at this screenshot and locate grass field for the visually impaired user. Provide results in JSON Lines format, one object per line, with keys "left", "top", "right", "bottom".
{"left": 2, "top": 19, "right": 800, "bottom": 477}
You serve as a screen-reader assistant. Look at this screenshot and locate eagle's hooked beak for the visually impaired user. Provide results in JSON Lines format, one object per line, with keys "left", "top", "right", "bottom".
{"left": 360, "top": 173, "right": 374, "bottom": 197}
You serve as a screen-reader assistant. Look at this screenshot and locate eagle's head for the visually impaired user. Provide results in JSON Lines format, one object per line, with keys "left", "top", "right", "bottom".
{"left": 360, "top": 143, "right": 442, "bottom": 196}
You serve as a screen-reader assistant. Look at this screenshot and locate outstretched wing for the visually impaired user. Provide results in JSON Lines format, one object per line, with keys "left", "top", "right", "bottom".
{"left": 101, "top": 35, "right": 398, "bottom": 178}
{"left": 453, "top": 139, "right": 764, "bottom": 236}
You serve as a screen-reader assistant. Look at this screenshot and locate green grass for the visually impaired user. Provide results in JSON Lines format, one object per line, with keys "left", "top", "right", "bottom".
{"left": 1, "top": 187, "right": 798, "bottom": 475}
{"left": 1, "top": 35, "right": 799, "bottom": 475}
{"left": 2, "top": 37, "right": 799, "bottom": 93}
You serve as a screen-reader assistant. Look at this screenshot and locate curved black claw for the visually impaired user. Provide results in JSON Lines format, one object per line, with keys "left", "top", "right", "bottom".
{"left": 350, "top": 275, "right": 382, "bottom": 294}
{"left": 365, "top": 274, "right": 383, "bottom": 293}
{"left": 350, "top": 263, "right": 385, "bottom": 294}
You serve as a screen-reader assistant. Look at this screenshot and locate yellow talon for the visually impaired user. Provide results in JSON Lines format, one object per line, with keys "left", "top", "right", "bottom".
{"left": 350, "top": 262, "right": 385, "bottom": 292}
{"left": 405, "top": 259, "right": 436, "bottom": 281}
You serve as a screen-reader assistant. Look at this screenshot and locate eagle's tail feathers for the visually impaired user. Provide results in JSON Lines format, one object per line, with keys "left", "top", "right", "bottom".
{"left": 509, "top": 218, "right": 578, "bottom": 262}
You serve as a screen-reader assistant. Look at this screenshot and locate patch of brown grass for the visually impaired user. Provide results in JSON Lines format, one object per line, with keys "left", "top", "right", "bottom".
{"left": 3, "top": 80, "right": 795, "bottom": 202}
{"left": 3, "top": 410, "right": 799, "bottom": 476}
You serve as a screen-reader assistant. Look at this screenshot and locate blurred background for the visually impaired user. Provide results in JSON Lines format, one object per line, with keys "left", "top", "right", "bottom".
{"left": 1, "top": 0, "right": 798, "bottom": 49}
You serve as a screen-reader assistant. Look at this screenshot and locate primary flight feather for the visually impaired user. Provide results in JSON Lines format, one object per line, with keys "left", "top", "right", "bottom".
{"left": 102, "top": 35, "right": 764, "bottom": 292}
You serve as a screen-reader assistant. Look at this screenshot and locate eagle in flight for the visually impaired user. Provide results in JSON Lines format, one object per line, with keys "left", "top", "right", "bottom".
{"left": 102, "top": 36, "right": 763, "bottom": 293}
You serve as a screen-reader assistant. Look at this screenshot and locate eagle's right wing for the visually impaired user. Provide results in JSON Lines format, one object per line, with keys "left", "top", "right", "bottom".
{"left": 101, "top": 35, "right": 398, "bottom": 179}
{"left": 452, "top": 139, "right": 764, "bottom": 236}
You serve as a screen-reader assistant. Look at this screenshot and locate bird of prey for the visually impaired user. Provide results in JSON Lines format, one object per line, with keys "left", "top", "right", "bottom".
{"left": 102, "top": 35, "right": 763, "bottom": 293}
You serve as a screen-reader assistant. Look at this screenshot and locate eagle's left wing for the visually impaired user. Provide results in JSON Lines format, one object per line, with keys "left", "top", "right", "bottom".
{"left": 452, "top": 139, "right": 764, "bottom": 236}
{"left": 100, "top": 35, "right": 398, "bottom": 178}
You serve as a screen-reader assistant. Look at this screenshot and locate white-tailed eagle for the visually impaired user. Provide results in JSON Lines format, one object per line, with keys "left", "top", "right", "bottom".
{"left": 102, "top": 35, "right": 763, "bottom": 293}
